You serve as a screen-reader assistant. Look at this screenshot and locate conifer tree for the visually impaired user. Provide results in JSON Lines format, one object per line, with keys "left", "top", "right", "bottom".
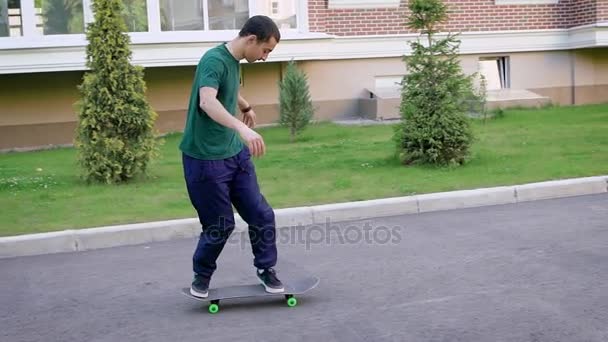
{"left": 75, "top": 0, "right": 158, "bottom": 184}
{"left": 394, "top": 0, "right": 476, "bottom": 166}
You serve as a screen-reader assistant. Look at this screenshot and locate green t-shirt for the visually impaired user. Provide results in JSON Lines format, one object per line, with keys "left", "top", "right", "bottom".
{"left": 179, "top": 43, "right": 243, "bottom": 160}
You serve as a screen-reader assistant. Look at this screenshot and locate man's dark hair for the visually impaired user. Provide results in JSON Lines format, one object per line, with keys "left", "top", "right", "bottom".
{"left": 239, "top": 15, "right": 281, "bottom": 43}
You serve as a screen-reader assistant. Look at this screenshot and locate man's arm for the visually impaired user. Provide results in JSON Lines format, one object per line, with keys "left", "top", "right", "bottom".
{"left": 199, "top": 87, "right": 265, "bottom": 156}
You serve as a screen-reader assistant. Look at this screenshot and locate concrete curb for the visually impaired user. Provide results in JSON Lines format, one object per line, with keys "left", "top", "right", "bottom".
{"left": 1, "top": 175, "right": 607, "bottom": 259}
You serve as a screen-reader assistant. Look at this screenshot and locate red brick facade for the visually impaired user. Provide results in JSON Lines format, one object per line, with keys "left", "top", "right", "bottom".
{"left": 308, "top": 0, "right": 606, "bottom": 36}
{"left": 598, "top": 0, "right": 608, "bottom": 21}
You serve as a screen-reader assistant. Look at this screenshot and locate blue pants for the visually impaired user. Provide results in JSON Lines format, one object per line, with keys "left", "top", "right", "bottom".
{"left": 182, "top": 148, "right": 277, "bottom": 278}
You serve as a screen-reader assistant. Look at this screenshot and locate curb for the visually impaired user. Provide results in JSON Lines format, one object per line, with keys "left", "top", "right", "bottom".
{"left": 1, "top": 175, "right": 607, "bottom": 259}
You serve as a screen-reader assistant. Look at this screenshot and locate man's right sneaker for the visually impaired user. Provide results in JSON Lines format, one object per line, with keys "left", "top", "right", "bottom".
{"left": 190, "top": 274, "right": 210, "bottom": 298}
{"left": 256, "top": 268, "right": 285, "bottom": 293}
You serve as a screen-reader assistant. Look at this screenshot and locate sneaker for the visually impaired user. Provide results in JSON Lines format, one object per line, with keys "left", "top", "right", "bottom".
{"left": 190, "top": 274, "right": 210, "bottom": 298}
{"left": 256, "top": 268, "right": 284, "bottom": 293}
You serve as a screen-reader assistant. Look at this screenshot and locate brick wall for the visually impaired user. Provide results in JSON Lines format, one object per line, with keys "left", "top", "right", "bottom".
{"left": 569, "top": 0, "right": 597, "bottom": 27}
{"left": 308, "top": 0, "right": 602, "bottom": 36}
{"left": 598, "top": 0, "right": 608, "bottom": 22}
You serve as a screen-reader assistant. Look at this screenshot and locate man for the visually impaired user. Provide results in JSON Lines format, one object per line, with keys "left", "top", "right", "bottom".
{"left": 179, "top": 15, "right": 283, "bottom": 298}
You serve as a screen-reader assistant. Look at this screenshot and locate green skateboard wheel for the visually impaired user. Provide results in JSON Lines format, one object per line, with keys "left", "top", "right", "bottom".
{"left": 208, "top": 303, "right": 219, "bottom": 314}
{"left": 287, "top": 296, "right": 297, "bottom": 307}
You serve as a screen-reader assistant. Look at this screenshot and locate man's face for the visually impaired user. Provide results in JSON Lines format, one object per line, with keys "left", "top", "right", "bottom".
{"left": 244, "top": 35, "right": 277, "bottom": 63}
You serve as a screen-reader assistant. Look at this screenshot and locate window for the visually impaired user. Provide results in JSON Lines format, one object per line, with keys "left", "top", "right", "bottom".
{"left": 478, "top": 57, "right": 510, "bottom": 89}
{"left": 38, "top": 0, "right": 85, "bottom": 35}
{"left": 254, "top": 0, "right": 297, "bottom": 29}
{"left": 1, "top": 0, "right": 22, "bottom": 37}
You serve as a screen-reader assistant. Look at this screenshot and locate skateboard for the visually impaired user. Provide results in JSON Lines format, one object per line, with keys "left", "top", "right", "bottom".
{"left": 181, "top": 275, "right": 319, "bottom": 314}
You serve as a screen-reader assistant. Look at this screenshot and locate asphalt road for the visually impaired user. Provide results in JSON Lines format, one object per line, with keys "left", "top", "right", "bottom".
{"left": 2, "top": 193, "right": 607, "bottom": 342}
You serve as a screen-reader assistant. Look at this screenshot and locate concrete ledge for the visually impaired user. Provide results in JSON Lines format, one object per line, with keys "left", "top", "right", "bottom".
{"left": 234, "top": 207, "right": 315, "bottom": 233}
{"left": 75, "top": 218, "right": 200, "bottom": 251}
{"left": 515, "top": 176, "right": 608, "bottom": 202}
{"left": 0, "top": 230, "right": 78, "bottom": 258}
{"left": 418, "top": 186, "right": 516, "bottom": 213}
{"left": 311, "top": 196, "right": 418, "bottom": 224}
{"left": 1, "top": 175, "right": 607, "bottom": 259}
{"left": 276, "top": 207, "right": 315, "bottom": 228}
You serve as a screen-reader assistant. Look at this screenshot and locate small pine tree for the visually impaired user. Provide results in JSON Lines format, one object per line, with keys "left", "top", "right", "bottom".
{"left": 278, "top": 60, "right": 314, "bottom": 142}
{"left": 476, "top": 74, "right": 488, "bottom": 123}
{"left": 75, "top": 0, "right": 159, "bottom": 184}
{"left": 393, "top": 0, "right": 475, "bottom": 166}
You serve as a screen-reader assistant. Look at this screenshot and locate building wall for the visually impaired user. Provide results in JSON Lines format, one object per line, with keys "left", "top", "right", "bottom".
{"left": 2, "top": 47, "right": 606, "bottom": 150}
{"left": 308, "top": 0, "right": 604, "bottom": 36}
{"left": 570, "top": 47, "right": 608, "bottom": 104}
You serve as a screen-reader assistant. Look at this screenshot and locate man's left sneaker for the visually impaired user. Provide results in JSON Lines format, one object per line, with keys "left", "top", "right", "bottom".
{"left": 256, "top": 268, "right": 285, "bottom": 293}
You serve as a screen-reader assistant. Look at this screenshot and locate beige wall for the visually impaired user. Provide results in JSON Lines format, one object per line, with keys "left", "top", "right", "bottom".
{"left": 572, "top": 48, "right": 608, "bottom": 104}
{"left": 460, "top": 48, "right": 608, "bottom": 105}
{"left": 0, "top": 71, "right": 84, "bottom": 126}
{"left": 1, "top": 48, "right": 607, "bottom": 150}
{"left": 299, "top": 58, "right": 406, "bottom": 100}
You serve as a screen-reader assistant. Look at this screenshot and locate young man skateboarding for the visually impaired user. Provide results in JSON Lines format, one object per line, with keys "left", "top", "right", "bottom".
{"left": 180, "top": 15, "right": 284, "bottom": 298}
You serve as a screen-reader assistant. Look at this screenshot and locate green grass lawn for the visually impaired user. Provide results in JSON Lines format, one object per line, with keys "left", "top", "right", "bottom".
{"left": 1, "top": 103, "right": 607, "bottom": 237}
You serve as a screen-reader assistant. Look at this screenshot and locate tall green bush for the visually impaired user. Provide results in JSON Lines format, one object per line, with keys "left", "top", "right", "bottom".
{"left": 394, "top": 0, "right": 476, "bottom": 166}
{"left": 75, "top": 0, "right": 159, "bottom": 184}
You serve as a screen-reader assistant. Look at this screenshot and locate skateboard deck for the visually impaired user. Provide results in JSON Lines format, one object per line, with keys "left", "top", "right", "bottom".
{"left": 181, "top": 276, "right": 319, "bottom": 314}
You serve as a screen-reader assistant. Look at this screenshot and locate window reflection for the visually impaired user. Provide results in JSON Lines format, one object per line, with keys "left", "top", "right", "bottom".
{"left": 40, "top": 0, "right": 84, "bottom": 35}
{"left": 122, "top": 0, "right": 148, "bottom": 32}
{"left": 208, "top": 0, "right": 248, "bottom": 30}
{"left": 160, "top": 0, "right": 204, "bottom": 31}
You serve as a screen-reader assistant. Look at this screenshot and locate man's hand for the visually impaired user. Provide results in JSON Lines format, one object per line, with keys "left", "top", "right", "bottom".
{"left": 242, "top": 109, "right": 257, "bottom": 128}
{"left": 237, "top": 124, "right": 266, "bottom": 157}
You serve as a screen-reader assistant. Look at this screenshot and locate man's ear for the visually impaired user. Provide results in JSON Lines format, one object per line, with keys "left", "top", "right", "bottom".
{"left": 246, "top": 34, "right": 258, "bottom": 45}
